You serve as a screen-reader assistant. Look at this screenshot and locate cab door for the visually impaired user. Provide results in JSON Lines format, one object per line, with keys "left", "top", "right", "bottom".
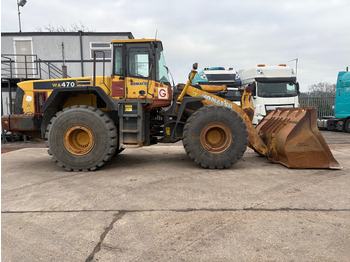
{"left": 111, "top": 44, "right": 126, "bottom": 98}
{"left": 124, "top": 43, "right": 153, "bottom": 99}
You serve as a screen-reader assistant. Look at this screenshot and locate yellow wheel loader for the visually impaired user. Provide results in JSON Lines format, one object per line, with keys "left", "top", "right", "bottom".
{"left": 1, "top": 39, "right": 341, "bottom": 171}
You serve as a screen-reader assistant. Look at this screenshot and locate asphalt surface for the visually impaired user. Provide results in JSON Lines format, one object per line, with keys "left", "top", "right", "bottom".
{"left": 1, "top": 131, "right": 350, "bottom": 261}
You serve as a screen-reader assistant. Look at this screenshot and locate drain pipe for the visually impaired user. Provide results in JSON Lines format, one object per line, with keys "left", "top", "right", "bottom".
{"left": 79, "top": 30, "right": 84, "bottom": 77}
{"left": 61, "top": 42, "right": 67, "bottom": 78}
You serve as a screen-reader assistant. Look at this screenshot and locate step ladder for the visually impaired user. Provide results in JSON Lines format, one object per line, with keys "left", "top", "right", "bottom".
{"left": 118, "top": 100, "right": 145, "bottom": 148}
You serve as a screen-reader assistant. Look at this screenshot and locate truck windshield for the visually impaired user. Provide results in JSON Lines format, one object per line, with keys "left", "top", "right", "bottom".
{"left": 226, "top": 89, "right": 241, "bottom": 101}
{"left": 257, "top": 82, "right": 298, "bottom": 97}
{"left": 155, "top": 45, "right": 170, "bottom": 85}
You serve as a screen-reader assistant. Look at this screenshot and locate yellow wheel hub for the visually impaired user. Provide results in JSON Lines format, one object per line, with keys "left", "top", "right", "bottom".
{"left": 200, "top": 123, "right": 232, "bottom": 153}
{"left": 64, "top": 125, "right": 94, "bottom": 155}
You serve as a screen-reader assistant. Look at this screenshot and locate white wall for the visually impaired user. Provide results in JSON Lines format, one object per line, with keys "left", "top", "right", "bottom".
{"left": 1, "top": 32, "right": 133, "bottom": 79}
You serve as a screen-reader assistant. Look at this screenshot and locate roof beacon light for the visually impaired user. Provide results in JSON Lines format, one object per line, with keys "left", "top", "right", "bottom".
{"left": 279, "top": 64, "right": 287, "bottom": 67}
{"left": 257, "top": 64, "right": 265, "bottom": 67}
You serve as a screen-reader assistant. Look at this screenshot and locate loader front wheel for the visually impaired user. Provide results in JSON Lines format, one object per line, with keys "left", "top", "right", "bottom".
{"left": 46, "top": 105, "right": 117, "bottom": 171}
{"left": 183, "top": 105, "right": 248, "bottom": 169}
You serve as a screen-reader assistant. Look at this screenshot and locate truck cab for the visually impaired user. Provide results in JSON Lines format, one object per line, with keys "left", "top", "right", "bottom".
{"left": 240, "top": 64, "right": 299, "bottom": 125}
{"left": 192, "top": 67, "right": 242, "bottom": 103}
{"left": 318, "top": 70, "right": 350, "bottom": 132}
{"left": 335, "top": 71, "right": 350, "bottom": 120}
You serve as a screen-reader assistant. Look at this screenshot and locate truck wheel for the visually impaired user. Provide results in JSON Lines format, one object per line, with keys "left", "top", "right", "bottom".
{"left": 45, "top": 105, "right": 117, "bottom": 171}
{"left": 183, "top": 105, "right": 248, "bottom": 169}
{"left": 344, "top": 118, "right": 350, "bottom": 133}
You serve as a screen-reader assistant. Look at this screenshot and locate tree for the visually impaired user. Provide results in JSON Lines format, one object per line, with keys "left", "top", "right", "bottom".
{"left": 37, "top": 22, "right": 94, "bottom": 32}
{"left": 307, "top": 82, "right": 336, "bottom": 96}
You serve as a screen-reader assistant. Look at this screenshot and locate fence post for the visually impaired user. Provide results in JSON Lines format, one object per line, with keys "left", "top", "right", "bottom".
{"left": 48, "top": 62, "right": 51, "bottom": 79}
{"left": 24, "top": 55, "right": 28, "bottom": 79}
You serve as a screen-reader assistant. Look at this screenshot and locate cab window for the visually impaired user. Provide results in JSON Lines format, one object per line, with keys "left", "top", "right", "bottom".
{"left": 113, "top": 46, "right": 123, "bottom": 75}
{"left": 128, "top": 47, "right": 149, "bottom": 78}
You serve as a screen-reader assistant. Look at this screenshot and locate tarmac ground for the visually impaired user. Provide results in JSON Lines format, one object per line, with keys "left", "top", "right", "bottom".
{"left": 1, "top": 130, "right": 350, "bottom": 261}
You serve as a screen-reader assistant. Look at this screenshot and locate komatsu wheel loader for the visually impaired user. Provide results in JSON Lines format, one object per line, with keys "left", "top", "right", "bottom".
{"left": 1, "top": 39, "right": 341, "bottom": 171}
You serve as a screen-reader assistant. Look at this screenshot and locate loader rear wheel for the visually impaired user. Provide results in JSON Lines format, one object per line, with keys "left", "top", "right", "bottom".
{"left": 64, "top": 125, "right": 95, "bottom": 155}
{"left": 183, "top": 105, "right": 248, "bottom": 169}
{"left": 45, "top": 105, "right": 117, "bottom": 171}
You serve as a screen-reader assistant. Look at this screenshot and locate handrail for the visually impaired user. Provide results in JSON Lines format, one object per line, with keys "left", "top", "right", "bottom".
{"left": 1, "top": 54, "right": 70, "bottom": 79}
{"left": 1, "top": 54, "right": 38, "bottom": 79}
{"left": 93, "top": 50, "right": 110, "bottom": 95}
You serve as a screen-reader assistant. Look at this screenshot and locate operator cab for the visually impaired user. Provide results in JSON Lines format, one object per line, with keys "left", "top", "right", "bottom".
{"left": 110, "top": 39, "right": 172, "bottom": 108}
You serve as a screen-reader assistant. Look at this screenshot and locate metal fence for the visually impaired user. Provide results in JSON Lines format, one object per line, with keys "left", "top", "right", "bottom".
{"left": 299, "top": 93, "right": 335, "bottom": 119}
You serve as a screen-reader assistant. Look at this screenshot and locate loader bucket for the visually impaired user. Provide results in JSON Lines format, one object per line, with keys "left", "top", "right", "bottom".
{"left": 255, "top": 107, "right": 341, "bottom": 169}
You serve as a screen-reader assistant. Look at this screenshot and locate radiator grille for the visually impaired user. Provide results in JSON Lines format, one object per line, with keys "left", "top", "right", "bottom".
{"left": 34, "top": 92, "right": 47, "bottom": 113}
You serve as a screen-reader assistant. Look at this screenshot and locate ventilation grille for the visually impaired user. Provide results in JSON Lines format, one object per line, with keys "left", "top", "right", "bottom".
{"left": 34, "top": 92, "right": 47, "bottom": 113}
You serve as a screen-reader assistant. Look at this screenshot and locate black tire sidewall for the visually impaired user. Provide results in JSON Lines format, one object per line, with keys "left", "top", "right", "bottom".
{"left": 345, "top": 118, "right": 350, "bottom": 133}
{"left": 47, "top": 106, "right": 117, "bottom": 170}
{"left": 183, "top": 105, "right": 248, "bottom": 168}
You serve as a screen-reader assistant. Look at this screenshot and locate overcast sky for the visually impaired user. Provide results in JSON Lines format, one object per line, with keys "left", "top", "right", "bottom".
{"left": 2, "top": 0, "right": 349, "bottom": 91}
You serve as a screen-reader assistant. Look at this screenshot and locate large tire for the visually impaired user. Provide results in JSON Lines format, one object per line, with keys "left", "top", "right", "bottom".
{"left": 344, "top": 118, "right": 350, "bottom": 133}
{"left": 183, "top": 105, "right": 248, "bottom": 169}
{"left": 45, "top": 105, "right": 117, "bottom": 171}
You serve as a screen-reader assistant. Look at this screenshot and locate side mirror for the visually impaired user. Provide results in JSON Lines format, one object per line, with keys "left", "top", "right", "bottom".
{"left": 193, "top": 63, "right": 198, "bottom": 70}
{"left": 249, "top": 83, "right": 257, "bottom": 96}
{"left": 296, "top": 82, "right": 300, "bottom": 95}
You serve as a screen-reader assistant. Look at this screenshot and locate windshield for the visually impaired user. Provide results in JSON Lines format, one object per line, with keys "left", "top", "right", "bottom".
{"left": 226, "top": 90, "right": 241, "bottom": 101}
{"left": 155, "top": 45, "right": 170, "bottom": 85}
{"left": 257, "top": 82, "right": 298, "bottom": 97}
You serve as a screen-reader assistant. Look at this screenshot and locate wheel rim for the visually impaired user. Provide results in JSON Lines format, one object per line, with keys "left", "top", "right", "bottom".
{"left": 64, "top": 125, "right": 94, "bottom": 155}
{"left": 200, "top": 123, "right": 232, "bottom": 153}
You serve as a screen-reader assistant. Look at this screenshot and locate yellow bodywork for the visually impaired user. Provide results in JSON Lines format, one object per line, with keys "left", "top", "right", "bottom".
{"left": 18, "top": 76, "right": 107, "bottom": 114}
{"left": 114, "top": 76, "right": 171, "bottom": 105}
{"left": 18, "top": 74, "right": 171, "bottom": 114}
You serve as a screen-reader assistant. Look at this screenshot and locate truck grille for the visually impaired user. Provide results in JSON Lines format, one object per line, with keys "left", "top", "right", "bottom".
{"left": 206, "top": 74, "right": 236, "bottom": 82}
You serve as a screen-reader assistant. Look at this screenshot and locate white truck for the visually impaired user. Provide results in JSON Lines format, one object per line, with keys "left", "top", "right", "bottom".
{"left": 240, "top": 64, "right": 300, "bottom": 125}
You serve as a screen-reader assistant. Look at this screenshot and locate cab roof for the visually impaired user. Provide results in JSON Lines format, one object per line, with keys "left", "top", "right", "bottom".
{"left": 111, "top": 39, "right": 162, "bottom": 44}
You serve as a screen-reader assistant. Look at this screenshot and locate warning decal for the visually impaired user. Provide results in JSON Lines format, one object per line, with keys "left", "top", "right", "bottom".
{"left": 158, "top": 87, "right": 168, "bottom": 99}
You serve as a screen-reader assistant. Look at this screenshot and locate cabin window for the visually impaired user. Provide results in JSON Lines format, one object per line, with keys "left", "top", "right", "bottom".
{"left": 128, "top": 47, "right": 149, "bottom": 78}
{"left": 90, "top": 42, "right": 111, "bottom": 59}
